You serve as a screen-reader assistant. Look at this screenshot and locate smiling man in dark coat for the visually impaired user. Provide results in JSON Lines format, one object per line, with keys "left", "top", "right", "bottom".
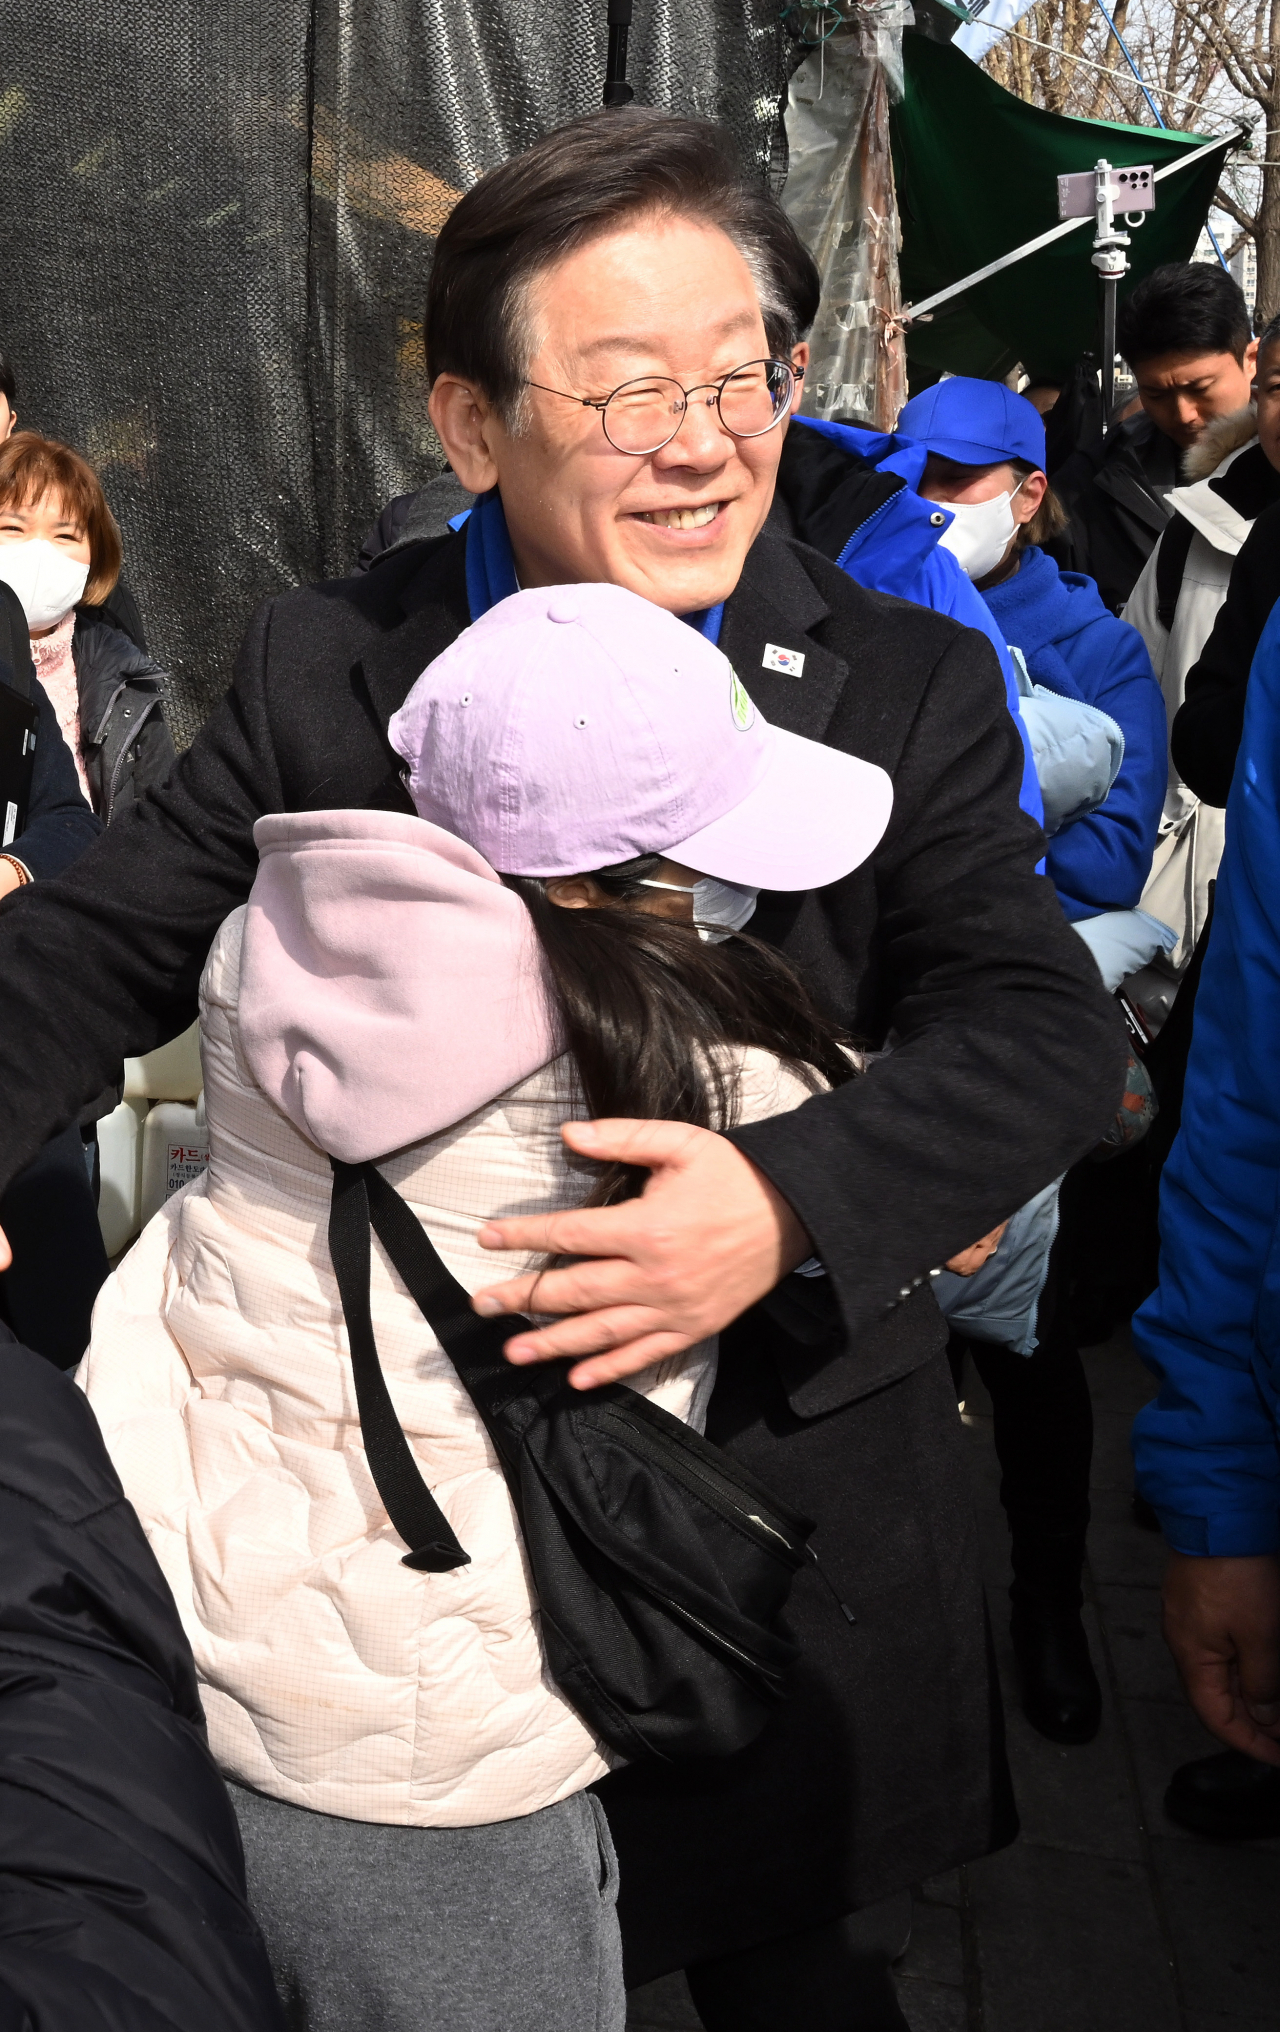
{"left": 0, "top": 111, "right": 1124, "bottom": 2028}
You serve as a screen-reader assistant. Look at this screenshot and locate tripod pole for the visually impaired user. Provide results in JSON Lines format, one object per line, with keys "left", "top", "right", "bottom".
{"left": 1101, "top": 272, "right": 1118, "bottom": 423}
{"left": 1089, "top": 160, "right": 1129, "bottom": 433}
{"left": 604, "top": 1, "right": 635, "bottom": 105}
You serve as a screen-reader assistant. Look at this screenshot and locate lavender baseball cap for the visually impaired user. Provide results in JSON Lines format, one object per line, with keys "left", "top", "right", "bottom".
{"left": 388, "top": 583, "right": 893, "bottom": 888}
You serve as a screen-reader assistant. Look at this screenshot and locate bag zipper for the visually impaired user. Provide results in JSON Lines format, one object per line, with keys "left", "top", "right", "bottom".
{"left": 587, "top": 1402, "right": 807, "bottom": 1566}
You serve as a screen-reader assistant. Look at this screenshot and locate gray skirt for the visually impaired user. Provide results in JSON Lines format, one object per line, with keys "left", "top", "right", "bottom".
{"left": 229, "top": 1782, "right": 625, "bottom": 2032}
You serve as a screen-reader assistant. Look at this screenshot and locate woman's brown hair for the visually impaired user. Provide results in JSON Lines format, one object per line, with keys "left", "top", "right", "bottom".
{"left": 1010, "top": 457, "right": 1068, "bottom": 551}
{"left": 0, "top": 432, "right": 122, "bottom": 605}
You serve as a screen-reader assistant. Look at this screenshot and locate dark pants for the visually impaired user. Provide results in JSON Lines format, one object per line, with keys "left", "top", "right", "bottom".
{"left": 687, "top": 1904, "right": 911, "bottom": 2032}
{"left": 950, "top": 1203, "right": 1094, "bottom": 1608}
{"left": 0, "top": 1122, "right": 110, "bottom": 1368}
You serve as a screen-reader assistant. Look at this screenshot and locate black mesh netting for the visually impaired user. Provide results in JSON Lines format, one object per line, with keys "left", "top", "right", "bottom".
{"left": 0, "top": 3, "right": 788, "bottom": 744}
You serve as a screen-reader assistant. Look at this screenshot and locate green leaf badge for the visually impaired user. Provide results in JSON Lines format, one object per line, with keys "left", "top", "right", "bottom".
{"left": 729, "top": 668, "right": 756, "bottom": 731}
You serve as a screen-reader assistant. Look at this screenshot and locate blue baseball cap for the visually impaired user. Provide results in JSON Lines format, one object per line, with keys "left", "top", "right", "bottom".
{"left": 898, "top": 377, "right": 1047, "bottom": 470}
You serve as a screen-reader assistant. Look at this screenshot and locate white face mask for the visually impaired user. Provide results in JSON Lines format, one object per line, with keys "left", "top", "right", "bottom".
{"left": 0, "top": 538, "right": 89, "bottom": 633}
{"left": 935, "top": 478, "right": 1025, "bottom": 581}
{"left": 636, "top": 875, "right": 760, "bottom": 943}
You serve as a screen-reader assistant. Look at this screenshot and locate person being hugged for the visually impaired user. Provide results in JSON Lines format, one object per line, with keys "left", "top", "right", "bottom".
{"left": 80, "top": 584, "right": 917, "bottom": 2032}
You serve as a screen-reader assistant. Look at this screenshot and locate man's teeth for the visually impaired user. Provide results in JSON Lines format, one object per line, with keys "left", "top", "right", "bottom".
{"left": 640, "top": 503, "right": 721, "bottom": 530}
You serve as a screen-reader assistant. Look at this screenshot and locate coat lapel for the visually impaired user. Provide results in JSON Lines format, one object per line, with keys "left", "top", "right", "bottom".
{"left": 355, "top": 525, "right": 849, "bottom": 745}
{"left": 357, "top": 533, "right": 472, "bottom": 731}
{"left": 720, "top": 532, "right": 849, "bottom": 740}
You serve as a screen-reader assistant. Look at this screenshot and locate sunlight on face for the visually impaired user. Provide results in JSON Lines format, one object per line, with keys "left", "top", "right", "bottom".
{"left": 0, "top": 489, "right": 91, "bottom": 564}
{"left": 432, "top": 214, "right": 799, "bottom": 615}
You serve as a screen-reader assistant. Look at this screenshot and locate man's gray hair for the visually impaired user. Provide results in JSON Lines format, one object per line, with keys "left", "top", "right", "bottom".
{"left": 427, "top": 109, "right": 819, "bottom": 433}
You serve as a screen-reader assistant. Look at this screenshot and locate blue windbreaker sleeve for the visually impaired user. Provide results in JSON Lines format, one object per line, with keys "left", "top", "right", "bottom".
{"left": 1131, "top": 604, "right": 1280, "bottom": 1555}
{"left": 908, "top": 548, "right": 1044, "bottom": 828}
{"left": 1043, "top": 617, "right": 1168, "bottom": 921}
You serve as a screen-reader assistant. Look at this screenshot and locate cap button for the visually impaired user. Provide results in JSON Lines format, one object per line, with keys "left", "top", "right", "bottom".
{"left": 546, "top": 592, "right": 580, "bottom": 624}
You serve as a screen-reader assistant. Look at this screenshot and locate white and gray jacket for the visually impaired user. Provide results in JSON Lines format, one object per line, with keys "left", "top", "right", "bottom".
{"left": 1122, "top": 408, "right": 1280, "bottom": 1020}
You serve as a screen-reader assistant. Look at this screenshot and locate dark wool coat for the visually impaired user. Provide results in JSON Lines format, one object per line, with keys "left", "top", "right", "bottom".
{"left": 0, "top": 1328, "right": 282, "bottom": 2030}
{"left": 0, "top": 525, "right": 1125, "bottom": 1975}
{"left": 0, "top": 580, "right": 101, "bottom": 879}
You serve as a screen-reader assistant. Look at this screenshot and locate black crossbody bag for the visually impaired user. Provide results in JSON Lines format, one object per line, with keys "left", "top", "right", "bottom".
{"left": 327, "top": 1158, "right": 816, "bottom": 1762}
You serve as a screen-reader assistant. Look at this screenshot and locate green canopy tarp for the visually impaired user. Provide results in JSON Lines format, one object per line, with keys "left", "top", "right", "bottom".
{"left": 890, "top": 33, "right": 1233, "bottom": 382}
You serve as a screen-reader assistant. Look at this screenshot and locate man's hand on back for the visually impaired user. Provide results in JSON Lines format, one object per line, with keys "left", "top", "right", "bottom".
{"left": 471, "top": 1120, "right": 810, "bottom": 1389}
{"left": 1162, "top": 1551, "right": 1280, "bottom": 1763}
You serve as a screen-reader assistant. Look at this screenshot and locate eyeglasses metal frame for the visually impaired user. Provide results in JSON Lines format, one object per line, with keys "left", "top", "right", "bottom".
{"left": 523, "top": 357, "right": 804, "bottom": 457}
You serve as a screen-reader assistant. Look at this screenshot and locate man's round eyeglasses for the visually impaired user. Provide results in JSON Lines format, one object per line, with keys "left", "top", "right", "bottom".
{"left": 523, "top": 357, "right": 803, "bottom": 457}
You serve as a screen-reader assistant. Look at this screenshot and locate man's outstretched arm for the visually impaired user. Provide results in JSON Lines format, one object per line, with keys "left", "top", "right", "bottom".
{"left": 474, "top": 626, "right": 1125, "bottom": 1382}
{"left": 0, "top": 599, "right": 284, "bottom": 1196}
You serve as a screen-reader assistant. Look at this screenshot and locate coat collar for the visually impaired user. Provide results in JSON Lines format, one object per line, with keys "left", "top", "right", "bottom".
{"left": 720, "top": 530, "right": 849, "bottom": 742}
{"left": 355, "top": 522, "right": 849, "bottom": 744}
{"left": 357, "top": 532, "right": 472, "bottom": 731}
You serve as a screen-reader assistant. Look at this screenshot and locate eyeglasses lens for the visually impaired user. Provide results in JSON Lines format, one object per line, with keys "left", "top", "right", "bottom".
{"left": 601, "top": 362, "right": 792, "bottom": 455}
{"left": 717, "top": 361, "right": 792, "bottom": 438}
{"left": 602, "top": 378, "right": 686, "bottom": 455}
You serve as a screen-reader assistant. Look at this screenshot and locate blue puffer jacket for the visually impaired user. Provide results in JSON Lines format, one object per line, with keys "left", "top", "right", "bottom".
{"left": 787, "top": 417, "right": 1043, "bottom": 826}
{"left": 981, "top": 547, "right": 1167, "bottom": 921}
{"left": 1131, "top": 601, "right": 1280, "bottom": 1555}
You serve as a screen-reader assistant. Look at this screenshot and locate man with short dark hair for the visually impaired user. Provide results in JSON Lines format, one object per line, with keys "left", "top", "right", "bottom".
{"left": 1123, "top": 309, "right": 1280, "bottom": 1033}
{"left": 1059, "top": 263, "right": 1257, "bottom": 613}
{"left": 0, "top": 109, "right": 1123, "bottom": 2025}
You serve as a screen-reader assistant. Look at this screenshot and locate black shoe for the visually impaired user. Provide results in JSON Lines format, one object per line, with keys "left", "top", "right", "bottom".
{"left": 1009, "top": 1602, "right": 1102, "bottom": 1744}
{"left": 1164, "top": 1750, "right": 1280, "bottom": 1839}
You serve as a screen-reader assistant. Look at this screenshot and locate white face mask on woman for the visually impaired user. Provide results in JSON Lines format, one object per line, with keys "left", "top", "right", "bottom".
{"left": 0, "top": 537, "right": 89, "bottom": 633}
{"left": 636, "top": 875, "right": 760, "bottom": 942}
{"left": 935, "top": 477, "right": 1025, "bottom": 581}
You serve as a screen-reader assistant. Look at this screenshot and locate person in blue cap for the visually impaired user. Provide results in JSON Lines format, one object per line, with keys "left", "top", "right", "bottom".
{"left": 904, "top": 376, "right": 1168, "bottom": 930}
{"left": 893, "top": 375, "right": 1168, "bottom": 1745}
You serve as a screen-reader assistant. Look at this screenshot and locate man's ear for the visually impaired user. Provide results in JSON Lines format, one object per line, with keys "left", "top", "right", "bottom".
{"left": 1245, "top": 337, "right": 1261, "bottom": 382}
{"left": 428, "top": 375, "right": 502, "bottom": 494}
{"left": 789, "top": 341, "right": 810, "bottom": 414}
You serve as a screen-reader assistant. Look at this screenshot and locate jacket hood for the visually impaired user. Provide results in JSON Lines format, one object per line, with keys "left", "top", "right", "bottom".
{"left": 1181, "top": 404, "right": 1257, "bottom": 482}
{"left": 981, "top": 545, "right": 1113, "bottom": 667}
{"left": 779, "top": 415, "right": 955, "bottom": 591}
{"left": 1164, "top": 415, "right": 1280, "bottom": 559}
{"left": 238, "top": 809, "right": 556, "bottom": 1164}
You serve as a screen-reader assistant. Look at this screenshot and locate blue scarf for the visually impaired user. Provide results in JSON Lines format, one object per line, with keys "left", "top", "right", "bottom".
{"left": 461, "top": 489, "right": 724, "bottom": 644}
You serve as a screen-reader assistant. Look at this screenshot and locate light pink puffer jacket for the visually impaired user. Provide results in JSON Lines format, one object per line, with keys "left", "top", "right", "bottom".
{"left": 81, "top": 811, "right": 822, "bottom": 1828}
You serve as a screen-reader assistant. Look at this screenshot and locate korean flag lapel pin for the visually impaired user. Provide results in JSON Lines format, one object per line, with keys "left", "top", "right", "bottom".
{"left": 762, "top": 642, "right": 805, "bottom": 677}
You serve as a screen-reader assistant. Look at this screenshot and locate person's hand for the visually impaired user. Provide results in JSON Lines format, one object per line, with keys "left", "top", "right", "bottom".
{"left": 472, "top": 1119, "right": 810, "bottom": 1389}
{"left": 0, "top": 1223, "right": 8, "bottom": 1272}
{"left": 0, "top": 860, "right": 24, "bottom": 900}
{"left": 1162, "top": 1551, "right": 1280, "bottom": 1763}
{"left": 944, "top": 1221, "right": 1009, "bottom": 1278}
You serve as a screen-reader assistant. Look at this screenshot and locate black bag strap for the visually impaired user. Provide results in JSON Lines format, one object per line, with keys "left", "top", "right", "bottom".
{"left": 357, "top": 1161, "right": 539, "bottom": 1426}
{"left": 327, "top": 1160, "right": 471, "bottom": 1572}
{"left": 1155, "top": 511, "right": 1196, "bottom": 630}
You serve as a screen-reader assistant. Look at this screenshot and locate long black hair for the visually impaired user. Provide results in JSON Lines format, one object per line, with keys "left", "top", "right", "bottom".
{"left": 502, "top": 854, "right": 858, "bottom": 1204}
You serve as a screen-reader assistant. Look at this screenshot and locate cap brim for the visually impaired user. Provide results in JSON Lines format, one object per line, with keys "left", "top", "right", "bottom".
{"left": 668, "top": 724, "right": 893, "bottom": 891}
{"left": 919, "top": 432, "right": 1022, "bottom": 466}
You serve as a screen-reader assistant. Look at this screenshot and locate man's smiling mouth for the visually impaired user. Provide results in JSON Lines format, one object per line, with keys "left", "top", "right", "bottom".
{"left": 636, "top": 502, "right": 724, "bottom": 531}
